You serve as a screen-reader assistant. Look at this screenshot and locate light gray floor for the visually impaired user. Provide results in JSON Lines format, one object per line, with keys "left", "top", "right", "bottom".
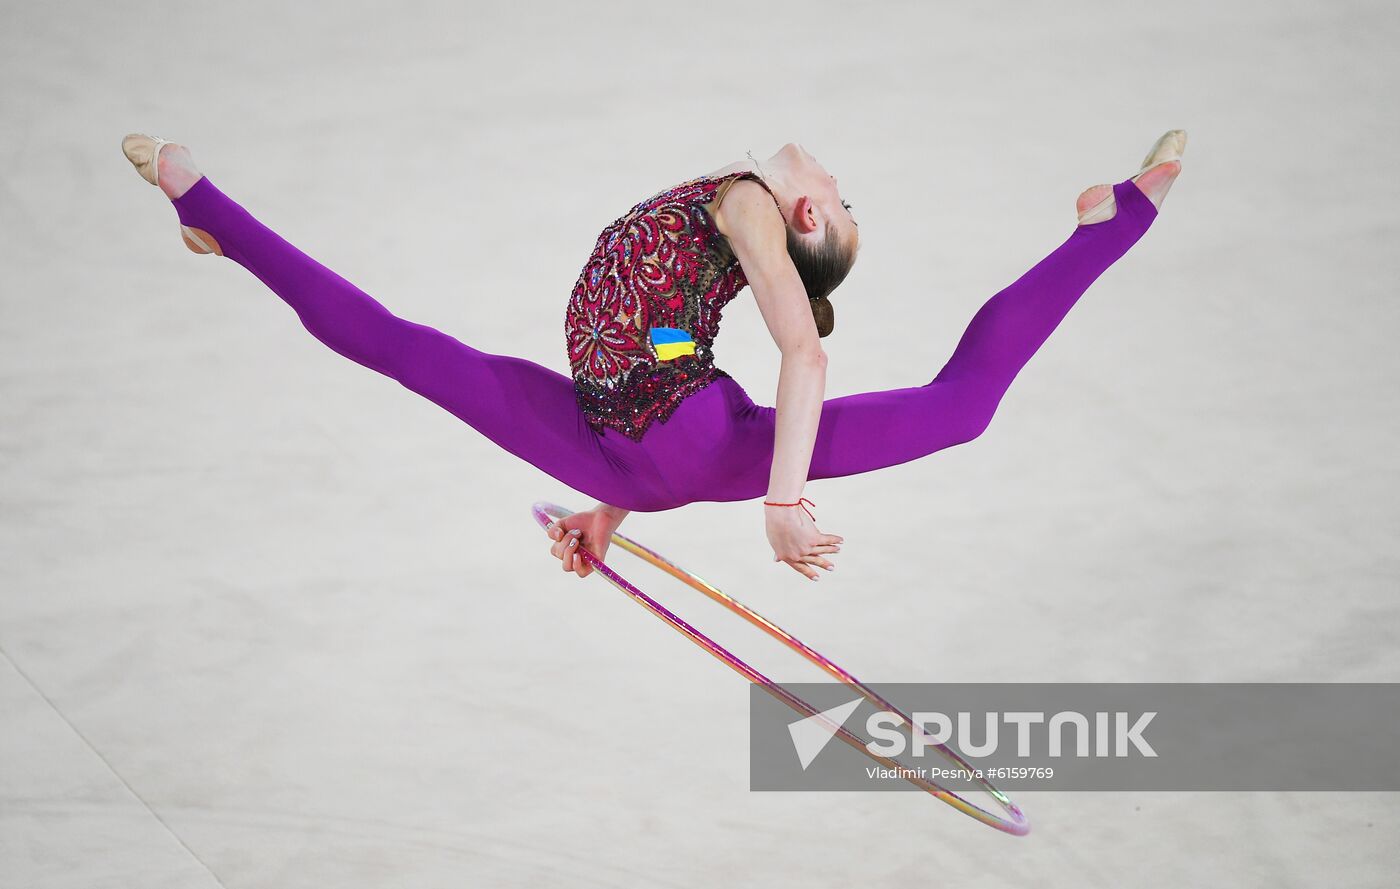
{"left": 3, "top": 0, "right": 1397, "bottom": 886}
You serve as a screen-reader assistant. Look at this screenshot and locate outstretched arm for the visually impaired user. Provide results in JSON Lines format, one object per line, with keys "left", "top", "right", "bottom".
{"left": 719, "top": 180, "right": 842, "bottom": 581}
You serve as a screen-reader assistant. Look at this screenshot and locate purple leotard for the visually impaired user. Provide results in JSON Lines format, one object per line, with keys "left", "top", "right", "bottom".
{"left": 171, "top": 171, "right": 1156, "bottom": 512}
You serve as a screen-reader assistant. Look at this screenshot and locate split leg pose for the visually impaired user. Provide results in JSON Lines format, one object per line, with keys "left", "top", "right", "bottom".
{"left": 122, "top": 131, "right": 1183, "bottom": 581}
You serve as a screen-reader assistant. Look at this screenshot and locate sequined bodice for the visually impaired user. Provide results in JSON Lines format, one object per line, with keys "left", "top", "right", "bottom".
{"left": 565, "top": 169, "right": 778, "bottom": 441}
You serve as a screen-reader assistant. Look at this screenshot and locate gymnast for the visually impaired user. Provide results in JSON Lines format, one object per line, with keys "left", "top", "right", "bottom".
{"left": 121, "top": 130, "right": 1185, "bottom": 583}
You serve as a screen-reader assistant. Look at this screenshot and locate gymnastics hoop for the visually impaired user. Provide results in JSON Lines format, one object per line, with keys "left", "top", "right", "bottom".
{"left": 530, "top": 500, "right": 1030, "bottom": 836}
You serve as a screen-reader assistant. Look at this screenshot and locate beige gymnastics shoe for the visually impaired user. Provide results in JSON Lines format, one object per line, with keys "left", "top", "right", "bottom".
{"left": 121, "top": 133, "right": 222, "bottom": 255}
{"left": 1076, "top": 129, "right": 1187, "bottom": 225}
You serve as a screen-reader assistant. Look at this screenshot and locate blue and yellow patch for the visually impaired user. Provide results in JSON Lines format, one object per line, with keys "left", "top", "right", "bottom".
{"left": 649, "top": 327, "right": 696, "bottom": 362}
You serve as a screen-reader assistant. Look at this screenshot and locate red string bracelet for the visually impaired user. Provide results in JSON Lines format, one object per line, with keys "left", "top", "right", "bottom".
{"left": 763, "top": 496, "right": 816, "bottom": 522}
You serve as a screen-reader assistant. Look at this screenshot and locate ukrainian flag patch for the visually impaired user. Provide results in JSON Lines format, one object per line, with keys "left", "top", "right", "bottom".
{"left": 649, "top": 327, "right": 696, "bottom": 362}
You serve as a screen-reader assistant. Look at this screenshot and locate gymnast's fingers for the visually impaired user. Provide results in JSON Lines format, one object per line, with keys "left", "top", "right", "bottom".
{"left": 572, "top": 537, "right": 593, "bottom": 578}
{"left": 548, "top": 518, "right": 581, "bottom": 538}
{"left": 784, "top": 557, "right": 820, "bottom": 582}
{"left": 551, "top": 525, "right": 582, "bottom": 565}
{"left": 805, "top": 554, "right": 835, "bottom": 572}
{"left": 561, "top": 530, "right": 582, "bottom": 572}
{"left": 577, "top": 538, "right": 598, "bottom": 578}
{"left": 547, "top": 520, "right": 567, "bottom": 548}
{"left": 548, "top": 524, "right": 568, "bottom": 559}
{"left": 561, "top": 533, "right": 575, "bottom": 571}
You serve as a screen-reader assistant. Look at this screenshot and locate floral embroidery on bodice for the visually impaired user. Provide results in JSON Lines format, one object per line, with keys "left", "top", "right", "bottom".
{"left": 565, "top": 169, "right": 779, "bottom": 441}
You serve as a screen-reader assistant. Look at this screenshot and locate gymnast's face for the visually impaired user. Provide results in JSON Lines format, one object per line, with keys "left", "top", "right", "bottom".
{"left": 772, "top": 142, "right": 860, "bottom": 259}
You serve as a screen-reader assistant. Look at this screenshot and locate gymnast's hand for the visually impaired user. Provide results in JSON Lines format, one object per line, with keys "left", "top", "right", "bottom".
{"left": 765, "top": 504, "right": 842, "bottom": 582}
{"left": 545, "top": 507, "right": 623, "bottom": 579}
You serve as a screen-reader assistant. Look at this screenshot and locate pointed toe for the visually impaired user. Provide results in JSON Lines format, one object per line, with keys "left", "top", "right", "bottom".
{"left": 1080, "top": 129, "right": 1187, "bottom": 224}
{"left": 1140, "top": 129, "right": 1188, "bottom": 170}
{"left": 121, "top": 132, "right": 172, "bottom": 188}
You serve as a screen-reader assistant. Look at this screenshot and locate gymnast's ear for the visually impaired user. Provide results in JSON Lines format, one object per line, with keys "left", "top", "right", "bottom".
{"left": 790, "top": 195, "right": 820, "bottom": 235}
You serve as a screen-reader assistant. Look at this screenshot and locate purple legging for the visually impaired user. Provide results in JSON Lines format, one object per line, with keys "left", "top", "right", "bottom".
{"left": 171, "top": 175, "right": 1156, "bottom": 513}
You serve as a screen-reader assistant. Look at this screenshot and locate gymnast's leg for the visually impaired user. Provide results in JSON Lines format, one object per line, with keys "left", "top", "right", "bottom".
{"left": 648, "top": 169, "right": 1176, "bottom": 507}
{"left": 148, "top": 155, "right": 670, "bottom": 511}
{"left": 807, "top": 175, "right": 1162, "bottom": 481}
